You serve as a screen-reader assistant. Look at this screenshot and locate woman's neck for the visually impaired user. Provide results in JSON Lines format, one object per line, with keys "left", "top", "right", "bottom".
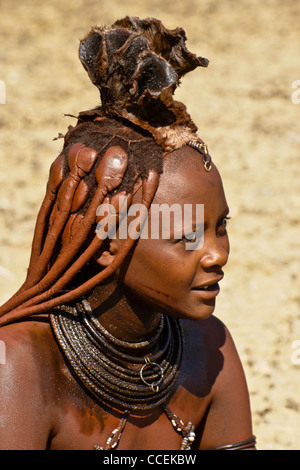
{"left": 86, "top": 278, "right": 162, "bottom": 344}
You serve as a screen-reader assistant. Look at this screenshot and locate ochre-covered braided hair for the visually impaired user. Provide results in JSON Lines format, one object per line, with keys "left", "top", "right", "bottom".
{"left": 0, "top": 17, "right": 209, "bottom": 326}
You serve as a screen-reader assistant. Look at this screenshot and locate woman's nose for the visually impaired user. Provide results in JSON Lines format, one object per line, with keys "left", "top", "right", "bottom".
{"left": 199, "top": 234, "right": 229, "bottom": 269}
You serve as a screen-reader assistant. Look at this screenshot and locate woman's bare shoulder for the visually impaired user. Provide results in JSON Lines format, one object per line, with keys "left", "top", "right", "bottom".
{"left": 0, "top": 319, "right": 62, "bottom": 449}
{"left": 181, "top": 315, "right": 234, "bottom": 355}
{"left": 0, "top": 318, "right": 54, "bottom": 361}
{"left": 196, "top": 315, "right": 245, "bottom": 370}
{"left": 0, "top": 318, "right": 60, "bottom": 398}
{"left": 181, "top": 315, "right": 248, "bottom": 397}
{"left": 181, "top": 316, "right": 254, "bottom": 449}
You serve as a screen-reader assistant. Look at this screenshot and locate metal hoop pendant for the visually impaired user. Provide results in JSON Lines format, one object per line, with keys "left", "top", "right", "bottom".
{"left": 201, "top": 143, "right": 212, "bottom": 172}
{"left": 187, "top": 140, "right": 212, "bottom": 172}
{"left": 204, "top": 159, "right": 212, "bottom": 172}
{"left": 140, "top": 357, "right": 164, "bottom": 392}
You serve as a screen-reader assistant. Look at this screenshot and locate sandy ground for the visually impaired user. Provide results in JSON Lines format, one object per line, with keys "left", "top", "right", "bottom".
{"left": 0, "top": 0, "right": 299, "bottom": 450}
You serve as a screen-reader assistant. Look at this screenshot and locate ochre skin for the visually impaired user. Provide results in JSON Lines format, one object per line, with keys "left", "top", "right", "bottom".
{"left": 0, "top": 147, "right": 255, "bottom": 450}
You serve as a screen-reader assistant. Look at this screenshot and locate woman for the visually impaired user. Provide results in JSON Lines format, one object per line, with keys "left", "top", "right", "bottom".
{"left": 0, "top": 17, "right": 255, "bottom": 450}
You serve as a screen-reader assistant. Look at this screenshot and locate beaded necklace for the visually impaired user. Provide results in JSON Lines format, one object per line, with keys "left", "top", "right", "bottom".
{"left": 50, "top": 298, "right": 196, "bottom": 450}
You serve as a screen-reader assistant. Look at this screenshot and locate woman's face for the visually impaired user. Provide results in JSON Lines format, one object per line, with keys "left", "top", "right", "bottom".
{"left": 117, "top": 146, "right": 230, "bottom": 321}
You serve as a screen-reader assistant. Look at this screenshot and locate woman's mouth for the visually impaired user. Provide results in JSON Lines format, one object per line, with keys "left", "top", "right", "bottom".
{"left": 195, "top": 283, "right": 218, "bottom": 290}
{"left": 191, "top": 282, "right": 221, "bottom": 299}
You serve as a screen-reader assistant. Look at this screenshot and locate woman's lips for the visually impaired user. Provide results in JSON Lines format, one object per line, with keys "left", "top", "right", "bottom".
{"left": 191, "top": 282, "right": 220, "bottom": 299}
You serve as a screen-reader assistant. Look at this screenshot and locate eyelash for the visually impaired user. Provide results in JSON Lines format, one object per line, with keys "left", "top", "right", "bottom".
{"left": 217, "top": 216, "right": 231, "bottom": 229}
{"left": 178, "top": 217, "right": 231, "bottom": 244}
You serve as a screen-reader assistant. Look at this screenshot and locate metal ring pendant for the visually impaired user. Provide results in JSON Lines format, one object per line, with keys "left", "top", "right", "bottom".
{"left": 204, "top": 159, "right": 212, "bottom": 172}
{"left": 139, "top": 357, "right": 164, "bottom": 392}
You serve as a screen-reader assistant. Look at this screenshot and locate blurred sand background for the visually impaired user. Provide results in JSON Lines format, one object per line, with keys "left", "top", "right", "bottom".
{"left": 0, "top": 0, "right": 299, "bottom": 450}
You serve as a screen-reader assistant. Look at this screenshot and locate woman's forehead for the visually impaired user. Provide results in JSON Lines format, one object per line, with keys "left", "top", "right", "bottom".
{"left": 154, "top": 146, "right": 223, "bottom": 205}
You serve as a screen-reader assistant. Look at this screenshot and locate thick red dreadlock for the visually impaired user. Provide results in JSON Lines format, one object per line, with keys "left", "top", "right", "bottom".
{"left": 0, "top": 16, "right": 209, "bottom": 326}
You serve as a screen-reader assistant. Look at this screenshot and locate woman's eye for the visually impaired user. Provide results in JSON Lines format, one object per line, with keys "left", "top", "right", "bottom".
{"left": 217, "top": 216, "right": 231, "bottom": 231}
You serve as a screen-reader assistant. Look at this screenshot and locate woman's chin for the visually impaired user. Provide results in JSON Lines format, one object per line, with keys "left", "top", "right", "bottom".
{"left": 164, "top": 300, "right": 216, "bottom": 322}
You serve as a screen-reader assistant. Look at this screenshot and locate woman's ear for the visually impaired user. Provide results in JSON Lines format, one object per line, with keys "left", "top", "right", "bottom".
{"left": 93, "top": 239, "right": 120, "bottom": 267}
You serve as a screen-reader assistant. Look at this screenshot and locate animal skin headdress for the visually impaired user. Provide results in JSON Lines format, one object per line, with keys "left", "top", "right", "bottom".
{"left": 79, "top": 16, "right": 209, "bottom": 151}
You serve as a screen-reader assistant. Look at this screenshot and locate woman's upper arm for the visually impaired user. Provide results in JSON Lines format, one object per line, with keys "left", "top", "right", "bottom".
{"left": 0, "top": 326, "right": 55, "bottom": 449}
{"left": 198, "top": 322, "right": 255, "bottom": 450}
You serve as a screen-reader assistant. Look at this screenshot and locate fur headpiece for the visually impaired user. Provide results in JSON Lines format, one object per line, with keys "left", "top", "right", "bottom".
{"left": 79, "top": 16, "right": 209, "bottom": 151}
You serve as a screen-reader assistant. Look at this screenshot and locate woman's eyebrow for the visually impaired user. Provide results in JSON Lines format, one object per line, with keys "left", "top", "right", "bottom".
{"left": 190, "top": 206, "right": 230, "bottom": 231}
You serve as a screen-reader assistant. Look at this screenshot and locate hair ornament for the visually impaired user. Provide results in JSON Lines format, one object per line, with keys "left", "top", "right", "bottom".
{"left": 186, "top": 140, "right": 212, "bottom": 171}
{"left": 79, "top": 16, "right": 209, "bottom": 151}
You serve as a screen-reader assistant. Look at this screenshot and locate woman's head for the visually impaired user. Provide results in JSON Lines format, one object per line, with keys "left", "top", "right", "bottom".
{"left": 99, "top": 145, "right": 230, "bottom": 321}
